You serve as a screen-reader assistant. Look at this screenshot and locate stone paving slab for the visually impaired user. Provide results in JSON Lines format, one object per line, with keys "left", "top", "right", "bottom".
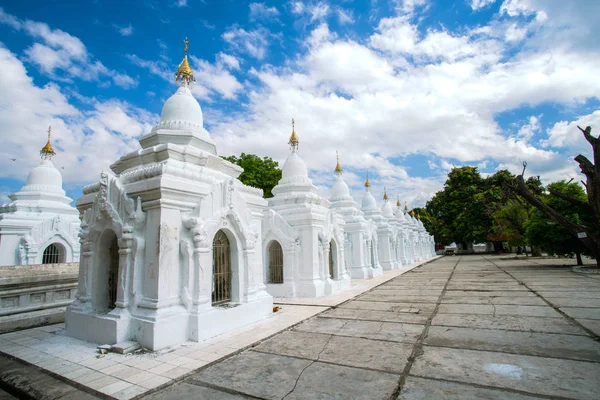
{"left": 444, "top": 290, "right": 536, "bottom": 297}
{"left": 293, "top": 317, "right": 424, "bottom": 343}
{"left": 577, "top": 318, "right": 600, "bottom": 336}
{"left": 253, "top": 330, "right": 413, "bottom": 373}
{"left": 319, "top": 307, "right": 430, "bottom": 324}
{"left": 440, "top": 296, "right": 547, "bottom": 306}
{"left": 560, "top": 307, "right": 600, "bottom": 320}
{"left": 358, "top": 294, "right": 440, "bottom": 303}
{"left": 411, "top": 346, "right": 600, "bottom": 399}
{"left": 143, "top": 382, "right": 251, "bottom": 399}
{"left": 368, "top": 289, "right": 443, "bottom": 296}
{"left": 536, "top": 291, "right": 600, "bottom": 298}
{"left": 338, "top": 300, "right": 436, "bottom": 314}
{"left": 190, "top": 351, "right": 312, "bottom": 400}
{"left": 282, "top": 361, "right": 400, "bottom": 400}
{"left": 445, "top": 285, "right": 526, "bottom": 291}
{"left": 437, "top": 304, "right": 562, "bottom": 318}
{"left": 424, "top": 325, "right": 600, "bottom": 361}
{"left": 432, "top": 310, "right": 587, "bottom": 335}
{"left": 544, "top": 297, "right": 600, "bottom": 308}
{"left": 398, "top": 376, "right": 543, "bottom": 400}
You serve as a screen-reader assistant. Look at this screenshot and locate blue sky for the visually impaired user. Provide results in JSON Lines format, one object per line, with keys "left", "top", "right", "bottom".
{"left": 1, "top": 0, "right": 599, "bottom": 207}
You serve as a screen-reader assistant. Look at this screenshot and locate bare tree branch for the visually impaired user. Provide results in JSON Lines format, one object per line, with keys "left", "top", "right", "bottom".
{"left": 547, "top": 187, "right": 593, "bottom": 213}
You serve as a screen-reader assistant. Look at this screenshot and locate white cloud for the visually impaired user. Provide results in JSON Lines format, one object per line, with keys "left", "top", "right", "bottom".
{"left": 517, "top": 115, "right": 541, "bottom": 141}
{"left": 217, "top": 53, "right": 240, "bottom": 70}
{"left": 128, "top": 52, "right": 243, "bottom": 100}
{"left": 0, "top": 46, "right": 154, "bottom": 187}
{"left": 222, "top": 27, "right": 270, "bottom": 59}
{"left": 543, "top": 110, "right": 600, "bottom": 156}
{"left": 471, "top": 0, "right": 496, "bottom": 10}
{"left": 115, "top": 23, "right": 134, "bottom": 36}
{"left": 174, "top": 0, "right": 188, "bottom": 7}
{"left": 0, "top": 8, "right": 136, "bottom": 89}
{"left": 309, "top": 2, "right": 330, "bottom": 22}
{"left": 191, "top": 55, "right": 244, "bottom": 100}
{"left": 504, "top": 23, "right": 527, "bottom": 42}
{"left": 249, "top": 2, "right": 280, "bottom": 20}
{"left": 206, "top": 10, "right": 600, "bottom": 206}
{"left": 336, "top": 8, "right": 354, "bottom": 25}
{"left": 291, "top": 1, "right": 305, "bottom": 14}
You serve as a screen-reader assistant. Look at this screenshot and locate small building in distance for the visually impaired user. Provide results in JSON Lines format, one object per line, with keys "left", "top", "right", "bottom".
{"left": 0, "top": 128, "right": 80, "bottom": 266}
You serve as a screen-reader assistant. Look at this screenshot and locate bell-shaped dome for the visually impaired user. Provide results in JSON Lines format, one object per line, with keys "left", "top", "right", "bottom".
{"left": 159, "top": 86, "right": 204, "bottom": 128}
{"left": 281, "top": 151, "right": 308, "bottom": 180}
{"left": 361, "top": 190, "right": 377, "bottom": 210}
{"left": 23, "top": 160, "right": 64, "bottom": 194}
{"left": 381, "top": 201, "right": 394, "bottom": 218}
{"left": 331, "top": 176, "right": 350, "bottom": 199}
{"left": 395, "top": 207, "right": 406, "bottom": 221}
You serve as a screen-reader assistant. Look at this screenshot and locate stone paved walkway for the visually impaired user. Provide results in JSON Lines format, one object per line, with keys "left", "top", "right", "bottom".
{"left": 144, "top": 255, "right": 600, "bottom": 400}
{"left": 1, "top": 255, "right": 600, "bottom": 399}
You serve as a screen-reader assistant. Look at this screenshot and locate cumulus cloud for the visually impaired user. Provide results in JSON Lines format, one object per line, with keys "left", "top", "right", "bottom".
{"left": 127, "top": 52, "right": 244, "bottom": 101}
{"left": 471, "top": 0, "right": 496, "bottom": 10}
{"left": 249, "top": 2, "right": 279, "bottom": 20}
{"left": 207, "top": 3, "right": 600, "bottom": 206}
{"left": 0, "top": 46, "right": 155, "bottom": 187}
{"left": 222, "top": 26, "right": 271, "bottom": 59}
{"left": 0, "top": 8, "right": 136, "bottom": 89}
{"left": 543, "top": 111, "right": 600, "bottom": 157}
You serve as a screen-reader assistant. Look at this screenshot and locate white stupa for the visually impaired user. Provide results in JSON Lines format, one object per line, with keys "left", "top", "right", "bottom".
{"left": 66, "top": 39, "right": 272, "bottom": 350}
{"left": 358, "top": 174, "right": 385, "bottom": 275}
{"left": 0, "top": 127, "right": 80, "bottom": 266}
{"left": 262, "top": 122, "right": 350, "bottom": 297}
{"left": 329, "top": 155, "right": 379, "bottom": 278}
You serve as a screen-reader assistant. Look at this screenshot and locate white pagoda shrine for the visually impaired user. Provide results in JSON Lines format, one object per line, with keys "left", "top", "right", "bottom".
{"left": 262, "top": 124, "right": 350, "bottom": 297}
{"left": 66, "top": 39, "right": 272, "bottom": 350}
{"left": 0, "top": 128, "right": 80, "bottom": 266}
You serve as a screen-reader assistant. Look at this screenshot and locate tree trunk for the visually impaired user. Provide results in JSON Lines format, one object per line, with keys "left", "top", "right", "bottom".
{"left": 513, "top": 175, "right": 600, "bottom": 267}
{"left": 576, "top": 252, "right": 583, "bottom": 266}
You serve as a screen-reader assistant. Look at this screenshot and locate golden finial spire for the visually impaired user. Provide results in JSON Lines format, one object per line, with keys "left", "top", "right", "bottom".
{"left": 404, "top": 203, "right": 408, "bottom": 211}
{"left": 396, "top": 196, "right": 401, "bottom": 207}
{"left": 334, "top": 151, "right": 343, "bottom": 175}
{"left": 383, "top": 187, "right": 389, "bottom": 201}
{"left": 175, "top": 38, "right": 196, "bottom": 86}
{"left": 364, "top": 170, "right": 371, "bottom": 188}
{"left": 40, "top": 126, "right": 56, "bottom": 160}
{"left": 417, "top": 212, "right": 421, "bottom": 220}
{"left": 289, "top": 118, "right": 299, "bottom": 150}
{"left": 410, "top": 210, "right": 415, "bottom": 217}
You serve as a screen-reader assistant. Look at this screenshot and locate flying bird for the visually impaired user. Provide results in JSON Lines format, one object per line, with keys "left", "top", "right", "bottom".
{"left": 10, "top": 158, "right": 16, "bottom": 161}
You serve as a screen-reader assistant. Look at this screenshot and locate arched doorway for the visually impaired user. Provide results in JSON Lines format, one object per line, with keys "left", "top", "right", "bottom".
{"left": 370, "top": 240, "right": 375, "bottom": 267}
{"left": 42, "top": 243, "right": 64, "bottom": 264}
{"left": 329, "top": 240, "right": 336, "bottom": 279}
{"left": 268, "top": 241, "right": 283, "bottom": 284}
{"left": 212, "top": 230, "right": 231, "bottom": 305}
{"left": 107, "top": 234, "right": 119, "bottom": 310}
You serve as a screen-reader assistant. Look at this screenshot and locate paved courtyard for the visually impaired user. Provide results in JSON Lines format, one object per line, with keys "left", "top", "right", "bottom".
{"left": 1, "top": 255, "right": 600, "bottom": 399}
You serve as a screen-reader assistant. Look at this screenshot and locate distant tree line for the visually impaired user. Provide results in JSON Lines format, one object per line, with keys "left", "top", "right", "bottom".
{"left": 418, "top": 126, "right": 599, "bottom": 269}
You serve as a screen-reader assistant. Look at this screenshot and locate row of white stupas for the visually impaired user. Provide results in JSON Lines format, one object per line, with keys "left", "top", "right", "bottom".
{"left": 0, "top": 40, "right": 434, "bottom": 350}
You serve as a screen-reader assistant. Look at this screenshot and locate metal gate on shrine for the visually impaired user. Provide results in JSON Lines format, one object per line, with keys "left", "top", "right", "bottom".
{"left": 212, "top": 230, "right": 232, "bottom": 305}
{"left": 329, "top": 241, "right": 335, "bottom": 279}
{"left": 268, "top": 241, "right": 283, "bottom": 284}
{"left": 108, "top": 235, "right": 119, "bottom": 310}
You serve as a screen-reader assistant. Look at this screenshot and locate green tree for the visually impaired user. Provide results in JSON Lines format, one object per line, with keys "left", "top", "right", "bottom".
{"left": 222, "top": 153, "right": 282, "bottom": 198}
{"left": 525, "top": 180, "right": 590, "bottom": 265}
{"left": 425, "top": 166, "right": 492, "bottom": 246}
{"left": 513, "top": 126, "right": 600, "bottom": 268}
